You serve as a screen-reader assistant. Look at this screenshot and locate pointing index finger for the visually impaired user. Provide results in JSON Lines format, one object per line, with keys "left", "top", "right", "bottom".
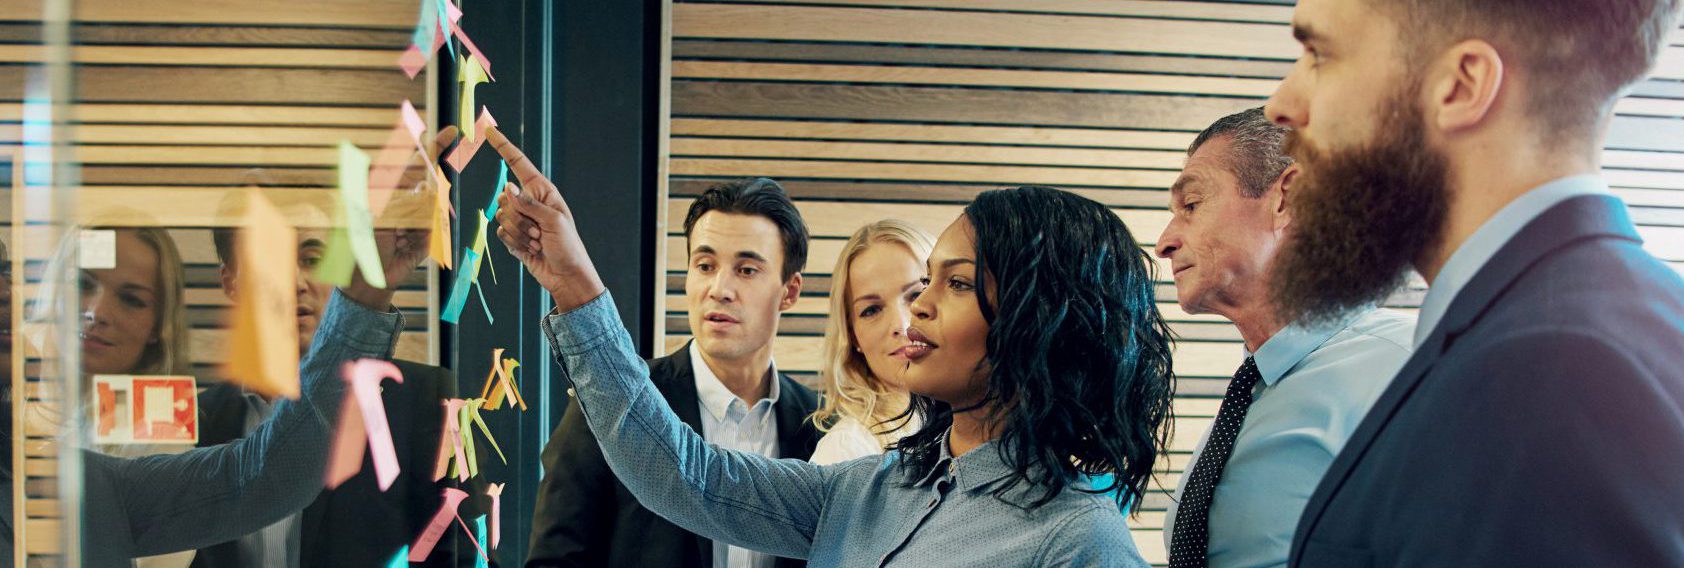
{"left": 486, "top": 126, "right": 545, "bottom": 189}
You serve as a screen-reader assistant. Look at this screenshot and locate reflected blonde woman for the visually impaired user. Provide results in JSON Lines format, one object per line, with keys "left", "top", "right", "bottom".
{"left": 807, "top": 219, "right": 933, "bottom": 465}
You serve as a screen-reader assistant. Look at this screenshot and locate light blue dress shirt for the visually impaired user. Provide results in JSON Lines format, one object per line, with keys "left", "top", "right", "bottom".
{"left": 688, "top": 343, "right": 781, "bottom": 568}
{"left": 1165, "top": 308, "right": 1415, "bottom": 568}
{"left": 1414, "top": 175, "right": 1610, "bottom": 347}
{"left": 545, "top": 292, "right": 1147, "bottom": 567}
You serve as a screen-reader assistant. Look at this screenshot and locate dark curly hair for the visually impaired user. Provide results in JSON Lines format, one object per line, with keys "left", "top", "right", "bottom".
{"left": 891, "top": 186, "right": 1176, "bottom": 511}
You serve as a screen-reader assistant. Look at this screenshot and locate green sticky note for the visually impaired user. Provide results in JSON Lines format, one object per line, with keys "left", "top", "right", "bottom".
{"left": 319, "top": 141, "right": 385, "bottom": 288}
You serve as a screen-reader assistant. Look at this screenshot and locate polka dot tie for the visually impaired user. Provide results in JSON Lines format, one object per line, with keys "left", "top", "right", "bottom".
{"left": 1168, "top": 356, "right": 1262, "bottom": 568}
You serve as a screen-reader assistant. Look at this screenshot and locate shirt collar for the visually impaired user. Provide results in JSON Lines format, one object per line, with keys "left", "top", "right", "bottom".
{"left": 1413, "top": 175, "right": 1609, "bottom": 347}
{"left": 1245, "top": 312, "right": 1356, "bottom": 386}
{"left": 914, "top": 430, "right": 1018, "bottom": 493}
{"left": 689, "top": 341, "right": 780, "bottom": 422}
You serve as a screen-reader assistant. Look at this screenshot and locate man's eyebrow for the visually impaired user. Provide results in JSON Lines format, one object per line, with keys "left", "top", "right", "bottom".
{"left": 735, "top": 250, "right": 769, "bottom": 264}
{"left": 691, "top": 245, "right": 716, "bottom": 256}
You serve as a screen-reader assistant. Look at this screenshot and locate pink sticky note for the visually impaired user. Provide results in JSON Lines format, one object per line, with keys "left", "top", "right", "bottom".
{"left": 431, "top": 399, "right": 471, "bottom": 482}
{"left": 445, "top": 0, "right": 462, "bottom": 22}
{"left": 401, "top": 100, "right": 426, "bottom": 145}
{"left": 399, "top": 46, "right": 427, "bottom": 79}
{"left": 325, "top": 359, "right": 406, "bottom": 491}
{"left": 410, "top": 487, "right": 471, "bottom": 562}
{"left": 450, "top": 23, "right": 495, "bottom": 81}
{"left": 487, "top": 483, "right": 504, "bottom": 549}
{"left": 445, "top": 108, "right": 498, "bottom": 172}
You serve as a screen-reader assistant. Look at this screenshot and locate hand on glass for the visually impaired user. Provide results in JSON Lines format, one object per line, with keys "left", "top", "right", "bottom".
{"left": 487, "top": 126, "right": 607, "bottom": 312}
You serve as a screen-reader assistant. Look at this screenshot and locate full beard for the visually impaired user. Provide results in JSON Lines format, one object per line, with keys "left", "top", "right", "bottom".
{"left": 1270, "top": 88, "right": 1449, "bottom": 327}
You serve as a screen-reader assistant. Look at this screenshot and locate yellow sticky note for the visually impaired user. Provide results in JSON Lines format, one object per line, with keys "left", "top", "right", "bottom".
{"left": 225, "top": 191, "right": 301, "bottom": 399}
{"left": 430, "top": 166, "right": 454, "bottom": 270}
{"left": 458, "top": 55, "right": 490, "bottom": 144}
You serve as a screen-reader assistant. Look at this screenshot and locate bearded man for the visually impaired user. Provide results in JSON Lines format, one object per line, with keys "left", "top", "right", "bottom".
{"left": 1264, "top": 0, "right": 1684, "bottom": 566}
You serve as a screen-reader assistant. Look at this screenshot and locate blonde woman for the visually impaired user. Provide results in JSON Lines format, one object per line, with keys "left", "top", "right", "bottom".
{"left": 31, "top": 227, "right": 198, "bottom": 567}
{"left": 807, "top": 219, "right": 934, "bottom": 465}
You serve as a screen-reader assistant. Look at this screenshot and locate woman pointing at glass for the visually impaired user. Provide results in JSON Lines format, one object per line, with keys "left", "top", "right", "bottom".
{"left": 490, "top": 126, "right": 1174, "bottom": 567}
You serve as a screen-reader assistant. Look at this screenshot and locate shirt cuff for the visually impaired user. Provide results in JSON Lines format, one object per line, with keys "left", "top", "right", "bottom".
{"left": 541, "top": 290, "right": 617, "bottom": 355}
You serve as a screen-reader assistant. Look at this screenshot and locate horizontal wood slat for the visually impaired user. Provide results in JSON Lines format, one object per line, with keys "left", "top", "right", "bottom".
{"left": 674, "top": 4, "right": 1301, "bottom": 59}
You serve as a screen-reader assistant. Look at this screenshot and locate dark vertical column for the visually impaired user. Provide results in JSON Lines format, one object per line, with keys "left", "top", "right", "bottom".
{"left": 442, "top": 0, "right": 660, "bottom": 565}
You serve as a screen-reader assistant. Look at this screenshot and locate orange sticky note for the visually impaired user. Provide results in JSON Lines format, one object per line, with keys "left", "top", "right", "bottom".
{"left": 224, "top": 191, "right": 301, "bottom": 399}
{"left": 479, "top": 349, "right": 525, "bottom": 411}
{"left": 325, "top": 359, "right": 406, "bottom": 492}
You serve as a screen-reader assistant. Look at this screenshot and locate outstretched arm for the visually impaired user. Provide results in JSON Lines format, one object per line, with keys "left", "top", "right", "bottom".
{"left": 489, "top": 127, "right": 827, "bottom": 558}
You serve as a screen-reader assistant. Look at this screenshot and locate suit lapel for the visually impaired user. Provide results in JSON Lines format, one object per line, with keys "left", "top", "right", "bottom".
{"left": 660, "top": 341, "right": 706, "bottom": 435}
{"left": 1289, "top": 195, "right": 1640, "bottom": 564}
{"left": 772, "top": 374, "right": 814, "bottom": 460}
{"left": 651, "top": 342, "right": 713, "bottom": 565}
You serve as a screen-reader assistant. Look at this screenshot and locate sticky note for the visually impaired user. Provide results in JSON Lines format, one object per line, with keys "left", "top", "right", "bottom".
{"left": 317, "top": 142, "right": 386, "bottom": 289}
{"left": 409, "top": 487, "right": 479, "bottom": 562}
{"left": 487, "top": 483, "right": 504, "bottom": 549}
{"left": 225, "top": 191, "right": 301, "bottom": 399}
{"left": 386, "top": 546, "right": 409, "bottom": 568}
{"left": 441, "top": 249, "right": 479, "bottom": 324}
{"left": 474, "top": 275, "right": 495, "bottom": 324}
{"left": 430, "top": 184, "right": 454, "bottom": 270}
{"left": 480, "top": 349, "right": 525, "bottom": 411}
{"left": 459, "top": 56, "right": 490, "bottom": 146}
{"left": 451, "top": 21, "right": 495, "bottom": 81}
{"left": 433, "top": 399, "right": 470, "bottom": 482}
{"left": 474, "top": 516, "right": 490, "bottom": 568}
{"left": 325, "top": 359, "right": 406, "bottom": 492}
{"left": 445, "top": 108, "right": 497, "bottom": 172}
{"left": 465, "top": 398, "right": 506, "bottom": 465}
{"left": 78, "top": 229, "right": 115, "bottom": 269}
{"left": 401, "top": 100, "right": 427, "bottom": 146}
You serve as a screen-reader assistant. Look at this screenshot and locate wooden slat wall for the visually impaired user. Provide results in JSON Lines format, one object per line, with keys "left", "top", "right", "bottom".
{"left": 666, "top": 1, "right": 1684, "bottom": 564}
{"left": 3, "top": 0, "right": 434, "bottom": 562}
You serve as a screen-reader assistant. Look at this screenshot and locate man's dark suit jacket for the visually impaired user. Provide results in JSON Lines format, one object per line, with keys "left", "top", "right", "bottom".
{"left": 525, "top": 342, "right": 822, "bottom": 568}
{"left": 190, "top": 359, "right": 472, "bottom": 568}
{"left": 1291, "top": 195, "right": 1684, "bottom": 566}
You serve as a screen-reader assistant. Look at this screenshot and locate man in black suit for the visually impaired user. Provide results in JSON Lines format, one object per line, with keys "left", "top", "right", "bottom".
{"left": 192, "top": 210, "right": 476, "bottom": 568}
{"left": 525, "top": 178, "right": 822, "bottom": 568}
{"left": 1262, "top": 1, "right": 1684, "bottom": 566}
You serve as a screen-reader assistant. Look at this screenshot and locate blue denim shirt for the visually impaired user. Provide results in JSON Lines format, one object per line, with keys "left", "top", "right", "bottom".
{"left": 78, "top": 290, "right": 404, "bottom": 568}
{"left": 544, "top": 291, "right": 1147, "bottom": 567}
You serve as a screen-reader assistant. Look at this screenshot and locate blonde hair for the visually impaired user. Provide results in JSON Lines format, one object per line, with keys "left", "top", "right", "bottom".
{"left": 809, "top": 219, "right": 934, "bottom": 444}
{"left": 30, "top": 226, "right": 192, "bottom": 376}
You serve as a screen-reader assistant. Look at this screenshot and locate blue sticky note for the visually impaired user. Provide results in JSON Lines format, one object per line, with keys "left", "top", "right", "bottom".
{"left": 474, "top": 278, "right": 494, "bottom": 324}
{"left": 438, "top": 0, "right": 456, "bottom": 59}
{"left": 387, "top": 546, "right": 409, "bottom": 568}
{"left": 474, "top": 515, "right": 490, "bottom": 568}
{"left": 486, "top": 159, "right": 507, "bottom": 221}
{"left": 442, "top": 249, "right": 480, "bottom": 324}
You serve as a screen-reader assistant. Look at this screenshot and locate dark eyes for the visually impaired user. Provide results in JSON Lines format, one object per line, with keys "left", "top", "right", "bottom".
{"left": 859, "top": 305, "right": 881, "bottom": 318}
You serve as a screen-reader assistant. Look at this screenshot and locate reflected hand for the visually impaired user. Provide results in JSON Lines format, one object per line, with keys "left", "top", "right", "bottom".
{"left": 344, "top": 126, "right": 461, "bottom": 310}
{"left": 486, "top": 126, "right": 605, "bottom": 311}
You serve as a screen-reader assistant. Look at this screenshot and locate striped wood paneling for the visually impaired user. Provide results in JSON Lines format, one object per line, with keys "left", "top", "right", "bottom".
{"left": 667, "top": 2, "right": 1684, "bottom": 564}
{"left": 3, "top": 0, "right": 436, "bottom": 562}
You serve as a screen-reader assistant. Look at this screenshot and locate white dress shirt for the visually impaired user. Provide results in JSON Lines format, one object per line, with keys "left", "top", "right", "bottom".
{"left": 689, "top": 343, "right": 781, "bottom": 568}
